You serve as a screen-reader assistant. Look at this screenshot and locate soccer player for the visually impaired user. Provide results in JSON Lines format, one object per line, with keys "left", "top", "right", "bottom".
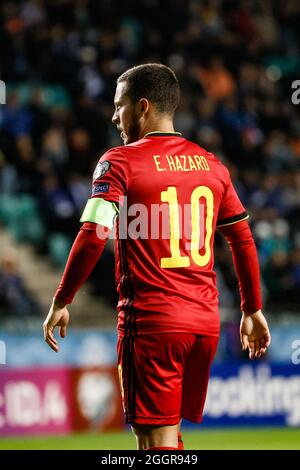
{"left": 43, "top": 64, "right": 271, "bottom": 450}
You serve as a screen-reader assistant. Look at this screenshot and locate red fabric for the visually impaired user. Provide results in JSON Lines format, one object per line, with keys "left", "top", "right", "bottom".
{"left": 92, "top": 135, "right": 247, "bottom": 337}
{"left": 219, "top": 220, "right": 262, "bottom": 312}
{"left": 54, "top": 222, "right": 109, "bottom": 305}
{"left": 117, "top": 333, "right": 218, "bottom": 425}
{"left": 147, "top": 447, "right": 178, "bottom": 450}
{"left": 177, "top": 432, "right": 184, "bottom": 450}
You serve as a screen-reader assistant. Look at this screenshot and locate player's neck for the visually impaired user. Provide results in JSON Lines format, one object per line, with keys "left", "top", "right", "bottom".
{"left": 141, "top": 117, "right": 175, "bottom": 138}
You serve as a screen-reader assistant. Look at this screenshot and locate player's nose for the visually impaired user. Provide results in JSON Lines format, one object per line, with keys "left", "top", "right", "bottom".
{"left": 112, "top": 111, "right": 119, "bottom": 124}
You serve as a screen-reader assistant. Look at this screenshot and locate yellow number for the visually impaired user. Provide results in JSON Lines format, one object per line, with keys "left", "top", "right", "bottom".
{"left": 160, "top": 186, "right": 214, "bottom": 268}
{"left": 160, "top": 187, "right": 190, "bottom": 268}
{"left": 190, "top": 186, "right": 214, "bottom": 267}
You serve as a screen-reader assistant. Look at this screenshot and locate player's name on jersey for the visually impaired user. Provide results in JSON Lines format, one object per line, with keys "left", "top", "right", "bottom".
{"left": 153, "top": 154, "right": 210, "bottom": 172}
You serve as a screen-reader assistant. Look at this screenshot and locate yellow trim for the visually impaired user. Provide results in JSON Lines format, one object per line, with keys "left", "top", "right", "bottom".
{"left": 217, "top": 215, "right": 249, "bottom": 229}
{"left": 112, "top": 202, "right": 119, "bottom": 214}
{"left": 118, "top": 364, "right": 124, "bottom": 399}
{"left": 144, "top": 131, "right": 182, "bottom": 137}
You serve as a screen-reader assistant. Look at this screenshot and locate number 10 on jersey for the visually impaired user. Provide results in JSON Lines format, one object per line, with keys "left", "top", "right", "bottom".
{"left": 160, "top": 186, "right": 214, "bottom": 268}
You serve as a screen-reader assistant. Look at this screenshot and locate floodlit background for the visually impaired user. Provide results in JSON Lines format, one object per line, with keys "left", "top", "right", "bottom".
{"left": 0, "top": 0, "right": 300, "bottom": 449}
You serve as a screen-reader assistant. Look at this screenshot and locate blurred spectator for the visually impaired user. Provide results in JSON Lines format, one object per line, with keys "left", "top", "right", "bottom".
{"left": 195, "top": 57, "right": 236, "bottom": 102}
{"left": 39, "top": 173, "right": 79, "bottom": 237}
{"left": 0, "top": 248, "right": 40, "bottom": 317}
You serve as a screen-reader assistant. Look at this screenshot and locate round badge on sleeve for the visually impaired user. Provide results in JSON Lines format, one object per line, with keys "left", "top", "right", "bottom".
{"left": 93, "top": 161, "right": 111, "bottom": 181}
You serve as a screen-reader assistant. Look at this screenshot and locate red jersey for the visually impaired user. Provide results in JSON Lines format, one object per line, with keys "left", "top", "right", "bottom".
{"left": 91, "top": 132, "right": 248, "bottom": 337}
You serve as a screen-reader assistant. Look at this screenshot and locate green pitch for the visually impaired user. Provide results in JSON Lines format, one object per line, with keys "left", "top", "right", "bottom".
{"left": 1, "top": 428, "right": 300, "bottom": 450}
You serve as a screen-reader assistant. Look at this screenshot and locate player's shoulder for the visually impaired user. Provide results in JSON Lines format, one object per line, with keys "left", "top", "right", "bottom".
{"left": 187, "top": 139, "right": 227, "bottom": 167}
{"left": 99, "top": 145, "right": 127, "bottom": 161}
{"left": 187, "top": 139, "right": 230, "bottom": 183}
{"left": 99, "top": 141, "right": 146, "bottom": 160}
{"left": 186, "top": 139, "right": 212, "bottom": 158}
{"left": 93, "top": 146, "right": 129, "bottom": 180}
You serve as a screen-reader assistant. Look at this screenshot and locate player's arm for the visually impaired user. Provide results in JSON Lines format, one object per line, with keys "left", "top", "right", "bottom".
{"left": 43, "top": 148, "right": 128, "bottom": 352}
{"left": 219, "top": 220, "right": 271, "bottom": 359}
{"left": 43, "top": 198, "right": 118, "bottom": 352}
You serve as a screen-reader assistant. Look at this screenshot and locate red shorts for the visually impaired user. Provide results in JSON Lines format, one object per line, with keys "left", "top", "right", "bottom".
{"left": 117, "top": 333, "right": 218, "bottom": 426}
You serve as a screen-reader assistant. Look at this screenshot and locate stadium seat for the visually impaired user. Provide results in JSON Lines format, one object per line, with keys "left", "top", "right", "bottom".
{"left": 0, "top": 194, "right": 19, "bottom": 226}
{"left": 48, "top": 233, "right": 72, "bottom": 268}
{"left": 9, "top": 195, "right": 45, "bottom": 244}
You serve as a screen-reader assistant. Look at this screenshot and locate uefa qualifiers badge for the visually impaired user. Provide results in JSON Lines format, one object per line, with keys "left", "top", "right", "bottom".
{"left": 0, "top": 80, "right": 6, "bottom": 105}
{"left": 93, "top": 161, "right": 111, "bottom": 181}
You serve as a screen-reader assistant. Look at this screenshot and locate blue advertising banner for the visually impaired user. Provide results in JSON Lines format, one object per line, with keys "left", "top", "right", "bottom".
{"left": 196, "top": 363, "right": 300, "bottom": 427}
{"left": 1, "top": 329, "right": 300, "bottom": 428}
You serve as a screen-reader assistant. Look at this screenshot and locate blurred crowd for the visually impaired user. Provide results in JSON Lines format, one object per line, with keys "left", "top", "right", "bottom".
{"left": 0, "top": 248, "right": 40, "bottom": 317}
{"left": 1, "top": 0, "right": 300, "bottom": 313}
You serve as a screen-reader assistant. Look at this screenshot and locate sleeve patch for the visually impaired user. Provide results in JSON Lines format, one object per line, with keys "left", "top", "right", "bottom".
{"left": 93, "top": 161, "right": 111, "bottom": 181}
{"left": 92, "top": 183, "right": 110, "bottom": 195}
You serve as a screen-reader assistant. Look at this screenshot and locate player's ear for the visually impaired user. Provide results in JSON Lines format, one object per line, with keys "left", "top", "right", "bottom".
{"left": 138, "top": 97, "right": 150, "bottom": 116}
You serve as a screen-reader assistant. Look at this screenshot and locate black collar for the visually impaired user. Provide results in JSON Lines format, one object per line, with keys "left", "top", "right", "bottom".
{"left": 144, "top": 131, "right": 182, "bottom": 137}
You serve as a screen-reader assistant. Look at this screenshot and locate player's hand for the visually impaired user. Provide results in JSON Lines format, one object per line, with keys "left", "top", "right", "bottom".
{"left": 240, "top": 310, "right": 271, "bottom": 360}
{"left": 43, "top": 298, "right": 69, "bottom": 352}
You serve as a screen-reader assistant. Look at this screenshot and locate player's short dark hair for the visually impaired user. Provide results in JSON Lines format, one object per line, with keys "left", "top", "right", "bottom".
{"left": 117, "top": 63, "right": 180, "bottom": 115}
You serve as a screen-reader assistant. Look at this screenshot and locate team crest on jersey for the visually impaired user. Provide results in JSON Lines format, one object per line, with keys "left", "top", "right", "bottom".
{"left": 93, "top": 161, "right": 111, "bottom": 181}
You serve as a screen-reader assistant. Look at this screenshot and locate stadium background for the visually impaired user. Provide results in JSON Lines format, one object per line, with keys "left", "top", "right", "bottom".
{"left": 0, "top": 0, "right": 300, "bottom": 449}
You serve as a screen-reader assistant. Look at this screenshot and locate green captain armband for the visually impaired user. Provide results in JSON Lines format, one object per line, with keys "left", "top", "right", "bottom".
{"left": 80, "top": 198, "right": 119, "bottom": 229}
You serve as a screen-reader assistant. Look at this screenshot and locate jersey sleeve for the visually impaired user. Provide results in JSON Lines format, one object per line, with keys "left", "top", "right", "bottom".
{"left": 217, "top": 167, "right": 249, "bottom": 228}
{"left": 91, "top": 147, "right": 129, "bottom": 203}
{"left": 80, "top": 147, "right": 129, "bottom": 228}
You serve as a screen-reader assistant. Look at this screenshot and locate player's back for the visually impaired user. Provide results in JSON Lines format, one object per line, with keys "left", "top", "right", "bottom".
{"left": 98, "top": 132, "right": 247, "bottom": 337}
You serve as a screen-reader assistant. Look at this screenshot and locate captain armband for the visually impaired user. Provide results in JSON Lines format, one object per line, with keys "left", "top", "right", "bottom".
{"left": 80, "top": 198, "right": 119, "bottom": 229}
